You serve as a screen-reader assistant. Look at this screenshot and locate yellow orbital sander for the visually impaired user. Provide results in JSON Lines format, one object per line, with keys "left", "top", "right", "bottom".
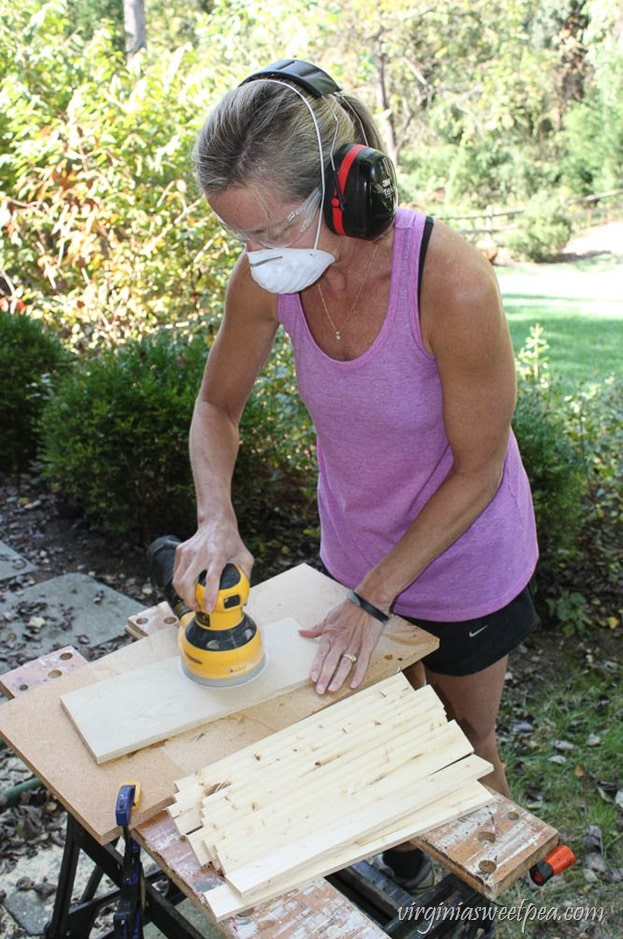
{"left": 146, "top": 535, "right": 266, "bottom": 688}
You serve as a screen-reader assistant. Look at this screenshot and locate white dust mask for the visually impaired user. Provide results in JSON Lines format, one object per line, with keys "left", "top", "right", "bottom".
{"left": 247, "top": 245, "right": 334, "bottom": 294}
{"left": 246, "top": 203, "right": 335, "bottom": 294}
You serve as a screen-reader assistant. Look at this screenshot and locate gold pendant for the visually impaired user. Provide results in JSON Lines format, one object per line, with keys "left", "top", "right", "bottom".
{"left": 335, "top": 331, "right": 341, "bottom": 341}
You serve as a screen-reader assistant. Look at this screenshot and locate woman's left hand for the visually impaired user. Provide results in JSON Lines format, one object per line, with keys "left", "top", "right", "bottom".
{"left": 299, "top": 600, "right": 386, "bottom": 695}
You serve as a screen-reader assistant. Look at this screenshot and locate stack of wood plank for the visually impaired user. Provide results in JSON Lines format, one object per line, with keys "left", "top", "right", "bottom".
{"left": 169, "top": 673, "right": 494, "bottom": 921}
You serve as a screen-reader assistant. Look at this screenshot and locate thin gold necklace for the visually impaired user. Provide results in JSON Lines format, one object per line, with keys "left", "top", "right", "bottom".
{"left": 317, "top": 239, "right": 381, "bottom": 342}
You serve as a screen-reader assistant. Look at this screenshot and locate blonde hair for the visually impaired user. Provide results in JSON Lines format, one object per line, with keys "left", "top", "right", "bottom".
{"left": 194, "top": 79, "right": 385, "bottom": 201}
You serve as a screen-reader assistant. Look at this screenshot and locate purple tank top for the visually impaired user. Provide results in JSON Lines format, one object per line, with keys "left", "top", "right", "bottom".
{"left": 277, "top": 207, "right": 538, "bottom": 620}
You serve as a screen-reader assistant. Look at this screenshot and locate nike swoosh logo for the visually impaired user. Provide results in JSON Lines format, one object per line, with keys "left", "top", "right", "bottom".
{"left": 468, "top": 625, "right": 489, "bottom": 638}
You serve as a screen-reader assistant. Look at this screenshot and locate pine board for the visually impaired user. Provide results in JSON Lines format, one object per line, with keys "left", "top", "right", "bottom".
{"left": 167, "top": 675, "right": 496, "bottom": 920}
{"left": 206, "top": 780, "right": 493, "bottom": 920}
{"left": 60, "top": 617, "right": 316, "bottom": 763}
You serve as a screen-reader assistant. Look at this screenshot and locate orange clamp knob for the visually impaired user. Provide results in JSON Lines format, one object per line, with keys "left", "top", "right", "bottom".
{"left": 530, "top": 845, "right": 576, "bottom": 885}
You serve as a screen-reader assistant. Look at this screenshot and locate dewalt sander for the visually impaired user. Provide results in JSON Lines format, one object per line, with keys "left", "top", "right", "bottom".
{"left": 146, "top": 535, "right": 266, "bottom": 688}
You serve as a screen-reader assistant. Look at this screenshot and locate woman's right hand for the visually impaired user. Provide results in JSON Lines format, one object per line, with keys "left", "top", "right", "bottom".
{"left": 172, "top": 521, "right": 254, "bottom": 613}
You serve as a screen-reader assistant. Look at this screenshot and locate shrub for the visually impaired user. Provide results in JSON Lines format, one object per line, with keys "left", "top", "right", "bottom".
{"left": 512, "top": 325, "right": 586, "bottom": 569}
{"left": 233, "top": 332, "right": 318, "bottom": 566}
{"left": 39, "top": 329, "right": 207, "bottom": 538}
{"left": 0, "top": 310, "right": 69, "bottom": 475}
{"left": 507, "top": 195, "right": 573, "bottom": 262}
{"left": 39, "top": 327, "right": 318, "bottom": 545}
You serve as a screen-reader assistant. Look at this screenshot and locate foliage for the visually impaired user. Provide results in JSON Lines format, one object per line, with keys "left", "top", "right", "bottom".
{"left": 512, "top": 327, "right": 622, "bottom": 635}
{"left": 39, "top": 329, "right": 206, "bottom": 537}
{"left": 231, "top": 329, "right": 318, "bottom": 564}
{"left": 513, "top": 324, "right": 586, "bottom": 569}
{"left": 560, "top": 50, "right": 623, "bottom": 196}
{"left": 506, "top": 195, "right": 573, "bottom": 261}
{"left": 38, "top": 327, "right": 317, "bottom": 544}
{"left": 559, "top": 376, "right": 623, "bottom": 631}
{"left": 0, "top": 0, "right": 234, "bottom": 351}
{"left": 0, "top": 311, "right": 69, "bottom": 475}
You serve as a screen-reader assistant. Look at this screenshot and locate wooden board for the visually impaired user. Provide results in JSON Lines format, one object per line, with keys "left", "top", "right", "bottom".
{"left": 414, "top": 789, "right": 559, "bottom": 898}
{"left": 61, "top": 617, "right": 317, "bottom": 763}
{"left": 0, "top": 646, "right": 88, "bottom": 698}
{"left": 168, "top": 675, "right": 495, "bottom": 919}
{"left": 136, "top": 810, "right": 388, "bottom": 937}
{"left": 206, "top": 779, "right": 492, "bottom": 919}
{"left": 0, "top": 563, "right": 439, "bottom": 844}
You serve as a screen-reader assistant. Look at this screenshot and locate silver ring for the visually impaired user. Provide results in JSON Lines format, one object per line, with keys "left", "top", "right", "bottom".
{"left": 342, "top": 653, "right": 358, "bottom": 665}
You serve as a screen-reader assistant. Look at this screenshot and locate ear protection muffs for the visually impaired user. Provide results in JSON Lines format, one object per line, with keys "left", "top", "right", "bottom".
{"left": 240, "top": 59, "right": 398, "bottom": 241}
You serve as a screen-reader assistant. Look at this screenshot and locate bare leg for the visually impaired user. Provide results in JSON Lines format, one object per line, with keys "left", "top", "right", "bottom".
{"left": 424, "top": 656, "right": 510, "bottom": 797}
{"left": 389, "top": 655, "right": 509, "bottom": 867}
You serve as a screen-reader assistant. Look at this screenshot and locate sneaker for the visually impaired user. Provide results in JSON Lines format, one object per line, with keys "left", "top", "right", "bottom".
{"left": 369, "top": 847, "right": 435, "bottom": 893}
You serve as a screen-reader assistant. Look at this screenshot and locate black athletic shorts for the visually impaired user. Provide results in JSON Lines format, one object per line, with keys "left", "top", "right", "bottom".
{"left": 404, "top": 584, "right": 540, "bottom": 677}
{"left": 318, "top": 560, "right": 539, "bottom": 678}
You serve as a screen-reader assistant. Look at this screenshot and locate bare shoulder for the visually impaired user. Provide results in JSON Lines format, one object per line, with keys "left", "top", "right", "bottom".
{"left": 225, "top": 252, "right": 280, "bottom": 327}
{"left": 419, "top": 220, "right": 506, "bottom": 358}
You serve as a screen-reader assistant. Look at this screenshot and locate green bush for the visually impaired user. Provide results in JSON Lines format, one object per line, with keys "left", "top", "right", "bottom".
{"left": 513, "top": 381, "right": 585, "bottom": 559}
{"left": 507, "top": 195, "right": 573, "bottom": 262}
{"left": 39, "top": 327, "right": 318, "bottom": 544}
{"left": 40, "top": 329, "right": 207, "bottom": 538}
{"left": 0, "top": 310, "right": 69, "bottom": 474}
{"left": 233, "top": 332, "right": 318, "bottom": 566}
{"left": 512, "top": 326, "right": 586, "bottom": 566}
{"left": 0, "top": 0, "right": 233, "bottom": 353}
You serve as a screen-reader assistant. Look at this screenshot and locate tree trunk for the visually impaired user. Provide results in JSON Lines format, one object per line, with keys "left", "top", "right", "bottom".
{"left": 374, "top": 36, "right": 399, "bottom": 165}
{"left": 124, "top": 0, "right": 146, "bottom": 63}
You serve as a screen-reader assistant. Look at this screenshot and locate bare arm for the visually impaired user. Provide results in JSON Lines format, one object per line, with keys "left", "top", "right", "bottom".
{"left": 173, "top": 255, "right": 279, "bottom": 611}
{"left": 304, "top": 223, "right": 517, "bottom": 692}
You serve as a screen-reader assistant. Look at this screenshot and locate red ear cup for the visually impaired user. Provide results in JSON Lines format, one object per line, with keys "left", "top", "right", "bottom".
{"left": 324, "top": 144, "right": 397, "bottom": 240}
{"left": 326, "top": 145, "right": 366, "bottom": 236}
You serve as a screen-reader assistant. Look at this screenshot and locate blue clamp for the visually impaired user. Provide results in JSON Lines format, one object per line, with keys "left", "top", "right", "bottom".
{"left": 116, "top": 783, "right": 140, "bottom": 828}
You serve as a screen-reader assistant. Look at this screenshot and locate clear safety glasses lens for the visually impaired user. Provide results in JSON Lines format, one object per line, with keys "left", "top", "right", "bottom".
{"left": 215, "top": 187, "right": 322, "bottom": 248}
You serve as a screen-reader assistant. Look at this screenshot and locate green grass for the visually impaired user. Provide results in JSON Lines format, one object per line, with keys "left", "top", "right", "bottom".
{"left": 494, "top": 651, "right": 623, "bottom": 937}
{"left": 496, "top": 256, "right": 623, "bottom": 387}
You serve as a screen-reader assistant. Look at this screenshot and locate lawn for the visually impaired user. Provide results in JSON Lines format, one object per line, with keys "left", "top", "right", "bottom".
{"left": 495, "top": 255, "right": 623, "bottom": 387}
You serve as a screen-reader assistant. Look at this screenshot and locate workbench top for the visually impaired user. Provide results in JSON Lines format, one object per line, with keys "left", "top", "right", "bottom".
{"left": 0, "top": 563, "right": 438, "bottom": 843}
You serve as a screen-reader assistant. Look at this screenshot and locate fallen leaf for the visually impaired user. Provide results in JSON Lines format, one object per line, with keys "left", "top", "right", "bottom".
{"left": 584, "top": 851, "right": 607, "bottom": 874}
{"left": 607, "top": 616, "right": 619, "bottom": 629}
{"left": 615, "top": 790, "right": 623, "bottom": 811}
{"left": 584, "top": 825, "right": 603, "bottom": 852}
{"left": 512, "top": 720, "right": 534, "bottom": 735}
{"left": 586, "top": 733, "right": 601, "bottom": 746}
{"left": 574, "top": 764, "right": 586, "bottom": 777}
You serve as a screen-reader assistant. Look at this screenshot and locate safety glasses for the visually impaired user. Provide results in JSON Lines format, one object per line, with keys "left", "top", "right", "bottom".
{"left": 215, "top": 187, "right": 322, "bottom": 249}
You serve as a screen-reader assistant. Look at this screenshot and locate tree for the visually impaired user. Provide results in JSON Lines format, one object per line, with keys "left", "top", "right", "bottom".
{"left": 124, "top": 0, "right": 146, "bottom": 61}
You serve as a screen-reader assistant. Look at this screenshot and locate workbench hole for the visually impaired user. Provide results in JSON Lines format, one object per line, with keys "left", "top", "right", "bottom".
{"left": 135, "top": 617, "right": 148, "bottom": 624}
{"left": 19, "top": 683, "right": 29, "bottom": 691}
{"left": 60, "top": 652, "right": 73, "bottom": 661}
{"left": 479, "top": 860, "right": 497, "bottom": 874}
{"left": 48, "top": 669, "right": 63, "bottom": 679}
{"left": 478, "top": 831, "right": 496, "bottom": 843}
{"left": 164, "top": 616, "right": 177, "bottom": 624}
{"left": 507, "top": 811, "right": 520, "bottom": 820}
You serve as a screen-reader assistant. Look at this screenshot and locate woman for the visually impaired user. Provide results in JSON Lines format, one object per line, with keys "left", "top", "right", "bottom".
{"left": 173, "top": 58, "right": 539, "bottom": 890}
